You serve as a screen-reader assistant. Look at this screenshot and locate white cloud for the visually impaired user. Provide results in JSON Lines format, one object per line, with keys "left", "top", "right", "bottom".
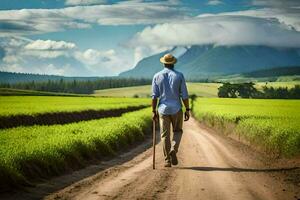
{"left": 74, "top": 49, "right": 115, "bottom": 65}
{"left": 0, "top": 44, "right": 69, "bottom": 75}
{"left": 0, "top": 1, "right": 189, "bottom": 37}
{"left": 21, "top": 39, "right": 77, "bottom": 59}
{"left": 132, "top": 45, "right": 171, "bottom": 66}
{"left": 8, "top": 38, "right": 26, "bottom": 47}
{"left": 65, "top": 0, "right": 107, "bottom": 6}
{"left": 0, "top": 63, "right": 24, "bottom": 73}
{"left": 25, "top": 40, "right": 76, "bottom": 50}
{"left": 131, "top": 44, "right": 187, "bottom": 67}
{"left": 131, "top": 15, "right": 300, "bottom": 48}
{"left": 127, "top": 15, "right": 300, "bottom": 61}
{"left": 0, "top": 37, "right": 131, "bottom": 76}
{"left": 1, "top": 37, "right": 28, "bottom": 64}
{"left": 116, "top": 0, "right": 181, "bottom": 6}
{"left": 1, "top": 38, "right": 77, "bottom": 75}
{"left": 1, "top": 0, "right": 300, "bottom": 75}
{"left": 245, "top": 0, "right": 300, "bottom": 31}
{"left": 168, "top": 0, "right": 181, "bottom": 5}
{"left": 0, "top": 63, "right": 72, "bottom": 76}
{"left": 1, "top": 0, "right": 297, "bottom": 38}
{"left": 213, "top": 8, "right": 300, "bottom": 31}
{"left": 0, "top": 9, "right": 91, "bottom": 37}
{"left": 43, "top": 64, "right": 68, "bottom": 75}
{"left": 2, "top": 55, "right": 20, "bottom": 63}
{"left": 23, "top": 50, "right": 70, "bottom": 59}
{"left": 62, "top": 2, "right": 189, "bottom": 25}
{"left": 252, "top": 0, "right": 300, "bottom": 8}
{"left": 74, "top": 48, "right": 132, "bottom": 75}
{"left": 207, "top": 0, "right": 223, "bottom": 6}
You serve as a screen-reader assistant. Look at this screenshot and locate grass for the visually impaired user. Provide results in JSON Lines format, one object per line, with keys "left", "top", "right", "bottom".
{"left": 94, "top": 83, "right": 221, "bottom": 98}
{"left": 186, "top": 83, "right": 221, "bottom": 97}
{"left": 215, "top": 75, "right": 300, "bottom": 83}
{"left": 1, "top": 81, "right": 298, "bottom": 98}
{"left": 0, "top": 107, "right": 151, "bottom": 189}
{"left": 192, "top": 98, "right": 300, "bottom": 156}
{"left": 0, "top": 88, "right": 88, "bottom": 96}
{"left": 0, "top": 96, "right": 149, "bottom": 117}
{"left": 94, "top": 85, "right": 152, "bottom": 98}
{"left": 255, "top": 81, "right": 300, "bottom": 90}
{"left": 94, "top": 82, "right": 300, "bottom": 98}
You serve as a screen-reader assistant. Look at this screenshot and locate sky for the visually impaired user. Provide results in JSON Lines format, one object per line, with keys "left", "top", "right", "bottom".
{"left": 0, "top": 0, "right": 300, "bottom": 77}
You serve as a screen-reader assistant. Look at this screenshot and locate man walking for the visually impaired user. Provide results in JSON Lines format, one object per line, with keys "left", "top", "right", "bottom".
{"left": 152, "top": 53, "right": 190, "bottom": 167}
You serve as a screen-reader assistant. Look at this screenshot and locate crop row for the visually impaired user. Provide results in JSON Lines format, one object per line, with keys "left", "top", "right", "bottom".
{"left": 0, "top": 105, "right": 147, "bottom": 129}
{"left": 0, "top": 96, "right": 149, "bottom": 117}
{"left": 192, "top": 98, "right": 300, "bottom": 156}
{"left": 0, "top": 108, "right": 151, "bottom": 190}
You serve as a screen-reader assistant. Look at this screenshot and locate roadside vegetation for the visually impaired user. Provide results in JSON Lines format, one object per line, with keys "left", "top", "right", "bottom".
{"left": 192, "top": 98, "right": 300, "bottom": 157}
{"left": 0, "top": 108, "right": 151, "bottom": 190}
{"left": 218, "top": 82, "right": 300, "bottom": 99}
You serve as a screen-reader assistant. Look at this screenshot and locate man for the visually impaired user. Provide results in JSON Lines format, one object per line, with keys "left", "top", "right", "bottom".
{"left": 152, "top": 53, "right": 190, "bottom": 167}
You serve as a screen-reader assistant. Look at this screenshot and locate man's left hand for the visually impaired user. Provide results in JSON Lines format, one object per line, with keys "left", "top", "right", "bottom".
{"left": 184, "top": 110, "right": 190, "bottom": 121}
{"left": 152, "top": 111, "right": 158, "bottom": 121}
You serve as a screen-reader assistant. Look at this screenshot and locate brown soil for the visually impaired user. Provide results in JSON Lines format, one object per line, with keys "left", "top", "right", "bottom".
{"left": 0, "top": 105, "right": 147, "bottom": 129}
{"left": 3, "top": 117, "right": 300, "bottom": 200}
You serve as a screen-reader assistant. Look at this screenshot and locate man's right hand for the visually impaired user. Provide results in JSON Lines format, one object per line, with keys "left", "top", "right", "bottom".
{"left": 152, "top": 111, "right": 158, "bottom": 121}
{"left": 184, "top": 110, "right": 190, "bottom": 121}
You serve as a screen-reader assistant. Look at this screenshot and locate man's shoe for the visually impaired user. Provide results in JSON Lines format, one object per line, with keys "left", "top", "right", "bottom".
{"left": 164, "top": 162, "right": 171, "bottom": 167}
{"left": 169, "top": 150, "right": 178, "bottom": 165}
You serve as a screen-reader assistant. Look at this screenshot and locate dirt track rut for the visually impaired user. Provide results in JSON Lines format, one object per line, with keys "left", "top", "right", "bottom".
{"left": 46, "top": 117, "right": 300, "bottom": 200}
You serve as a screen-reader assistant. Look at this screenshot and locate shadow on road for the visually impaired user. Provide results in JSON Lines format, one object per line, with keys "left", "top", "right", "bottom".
{"left": 177, "top": 166, "right": 299, "bottom": 172}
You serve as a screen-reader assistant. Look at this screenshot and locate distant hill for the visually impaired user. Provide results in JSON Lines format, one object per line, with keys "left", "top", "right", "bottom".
{"left": 0, "top": 71, "right": 104, "bottom": 84}
{"left": 119, "top": 45, "right": 300, "bottom": 80}
{"left": 243, "top": 66, "right": 300, "bottom": 77}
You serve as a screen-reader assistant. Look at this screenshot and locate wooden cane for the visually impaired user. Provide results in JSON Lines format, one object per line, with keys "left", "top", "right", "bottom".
{"left": 152, "top": 119, "right": 156, "bottom": 169}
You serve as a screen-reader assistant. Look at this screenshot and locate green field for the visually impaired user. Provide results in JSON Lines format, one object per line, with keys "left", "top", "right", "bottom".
{"left": 1, "top": 82, "right": 299, "bottom": 188}
{"left": 94, "top": 83, "right": 221, "bottom": 98}
{"left": 0, "top": 96, "right": 149, "bottom": 117}
{"left": 94, "top": 82, "right": 300, "bottom": 98}
{"left": 94, "top": 85, "right": 152, "bottom": 98}
{"left": 192, "top": 98, "right": 300, "bottom": 156}
{"left": 0, "top": 88, "right": 89, "bottom": 96}
{"left": 0, "top": 107, "right": 151, "bottom": 188}
{"left": 215, "top": 75, "right": 300, "bottom": 83}
{"left": 255, "top": 81, "right": 300, "bottom": 89}
{"left": 0, "top": 95, "right": 151, "bottom": 188}
{"left": 1, "top": 81, "right": 298, "bottom": 98}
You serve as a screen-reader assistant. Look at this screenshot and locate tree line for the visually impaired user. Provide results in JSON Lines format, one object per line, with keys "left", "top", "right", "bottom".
{"left": 0, "top": 71, "right": 102, "bottom": 84}
{"left": 218, "top": 82, "right": 300, "bottom": 99}
{"left": 0, "top": 78, "right": 151, "bottom": 94}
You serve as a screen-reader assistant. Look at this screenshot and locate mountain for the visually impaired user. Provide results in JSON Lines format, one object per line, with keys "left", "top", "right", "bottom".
{"left": 119, "top": 45, "right": 300, "bottom": 80}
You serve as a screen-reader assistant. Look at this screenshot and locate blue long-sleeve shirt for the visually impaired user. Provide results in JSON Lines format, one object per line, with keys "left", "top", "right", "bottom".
{"left": 152, "top": 68, "right": 189, "bottom": 115}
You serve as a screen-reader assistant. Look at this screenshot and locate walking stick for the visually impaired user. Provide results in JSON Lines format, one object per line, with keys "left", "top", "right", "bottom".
{"left": 152, "top": 119, "right": 156, "bottom": 169}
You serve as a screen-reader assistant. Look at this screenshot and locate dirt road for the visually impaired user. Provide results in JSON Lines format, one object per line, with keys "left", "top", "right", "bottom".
{"left": 46, "top": 117, "right": 300, "bottom": 200}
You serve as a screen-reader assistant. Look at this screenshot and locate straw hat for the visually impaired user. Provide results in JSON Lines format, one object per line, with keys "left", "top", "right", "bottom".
{"left": 160, "top": 53, "right": 177, "bottom": 64}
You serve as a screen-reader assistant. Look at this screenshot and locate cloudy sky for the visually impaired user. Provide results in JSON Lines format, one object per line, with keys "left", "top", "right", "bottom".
{"left": 0, "top": 0, "right": 300, "bottom": 76}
